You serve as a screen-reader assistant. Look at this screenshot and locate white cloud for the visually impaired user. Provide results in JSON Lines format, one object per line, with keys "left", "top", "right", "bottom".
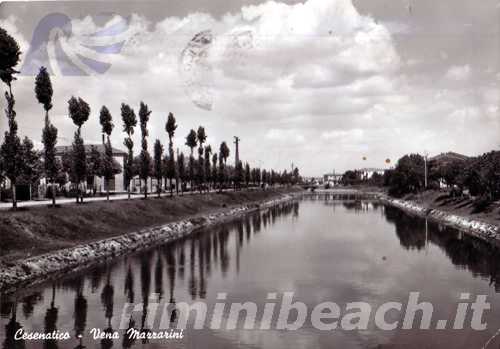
{"left": 266, "top": 128, "right": 305, "bottom": 143}
{"left": 445, "top": 64, "right": 471, "bottom": 81}
{"left": 1, "top": 0, "right": 498, "bottom": 176}
{"left": 321, "top": 129, "right": 364, "bottom": 140}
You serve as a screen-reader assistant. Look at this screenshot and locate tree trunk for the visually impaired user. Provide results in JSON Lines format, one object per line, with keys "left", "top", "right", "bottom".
{"left": 81, "top": 182, "right": 85, "bottom": 203}
{"left": 170, "top": 177, "right": 173, "bottom": 197}
{"left": 144, "top": 179, "right": 148, "bottom": 199}
{"left": 11, "top": 183, "right": 17, "bottom": 209}
{"left": 106, "top": 178, "right": 110, "bottom": 201}
{"left": 51, "top": 182, "right": 56, "bottom": 207}
{"left": 157, "top": 179, "right": 161, "bottom": 198}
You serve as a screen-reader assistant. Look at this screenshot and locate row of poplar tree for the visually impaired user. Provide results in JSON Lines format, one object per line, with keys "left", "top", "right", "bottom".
{"left": 0, "top": 27, "right": 301, "bottom": 209}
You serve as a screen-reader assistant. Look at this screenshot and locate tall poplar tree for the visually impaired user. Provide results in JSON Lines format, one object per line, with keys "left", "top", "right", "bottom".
{"left": 0, "top": 27, "right": 22, "bottom": 208}
{"left": 99, "top": 105, "right": 120, "bottom": 201}
{"left": 165, "top": 112, "right": 177, "bottom": 196}
{"left": 121, "top": 103, "right": 137, "bottom": 199}
{"left": 185, "top": 129, "right": 197, "bottom": 191}
{"left": 68, "top": 96, "right": 90, "bottom": 203}
{"left": 196, "top": 126, "right": 207, "bottom": 193}
{"left": 138, "top": 102, "right": 152, "bottom": 199}
{"left": 35, "top": 66, "right": 59, "bottom": 207}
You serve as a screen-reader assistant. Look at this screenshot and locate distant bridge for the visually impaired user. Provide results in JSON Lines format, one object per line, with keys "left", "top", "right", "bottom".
{"left": 301, "top": 189, "right": 380, "bottom": 201}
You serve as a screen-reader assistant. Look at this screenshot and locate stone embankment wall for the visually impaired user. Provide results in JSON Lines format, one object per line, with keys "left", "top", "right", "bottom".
{"left": 0, "top": 194, "right": 298, "bottom": 293}
{"left": 380, "top": 196, "right": 499, "bottom": 243}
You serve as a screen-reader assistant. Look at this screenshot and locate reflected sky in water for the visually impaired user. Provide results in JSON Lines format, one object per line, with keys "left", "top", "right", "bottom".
{"left": 2, "top": 198, "right": 500, "bottom": 348}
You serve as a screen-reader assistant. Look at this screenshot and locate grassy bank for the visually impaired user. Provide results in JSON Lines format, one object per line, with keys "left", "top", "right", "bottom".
{"left": 402, "top": 190, "right": 500, "bottom": 227}
{"left": 0, "top": 188, "right": 301, "bottom": 262}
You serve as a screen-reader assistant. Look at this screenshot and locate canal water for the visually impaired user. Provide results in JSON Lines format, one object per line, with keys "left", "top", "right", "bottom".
{"left": 2, "top": 197, "right": 500, "bottom": 348}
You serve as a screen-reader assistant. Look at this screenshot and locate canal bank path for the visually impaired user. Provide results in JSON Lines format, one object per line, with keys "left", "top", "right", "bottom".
{"left": 0, "top": 187, "right": 260, "bottom": 210}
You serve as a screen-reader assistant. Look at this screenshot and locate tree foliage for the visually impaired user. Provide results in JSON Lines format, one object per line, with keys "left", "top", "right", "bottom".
{"left": 138, "top": 102, "right": 152, "bottom": 197}
{"left": 35, "top": 66, "right": 53, "bottom": 113}
{"left": 185, "top": 129, "right": 197, "bottom": 154}
{"left": 68, "top": 96, "right": 90, "bottom": 129}
{"left": 0, "top": 27, "right": 21, "bottom": 85}
{"left": 0, "top": 29, "right": 21, "bottom": 207}
{"left": 388, "top": 154, "right": 425, "bottom": 197}
{"left": 18, "top": 137, "right": 42, "bottom": 187}
{"left": 99, "top": 106, "right": 113, "bottom": 136}
{"left": 121, "top": 103, "right": 137, "bottom": 194}
{"left": 165, "top": 112, "right": 177, "bottom": 142}
{"left": 68, "top": 96, "right": 90, "bottom": 202}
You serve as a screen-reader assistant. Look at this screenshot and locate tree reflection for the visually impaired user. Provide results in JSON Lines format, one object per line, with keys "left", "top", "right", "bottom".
{"left": 139, "top": 255, "right": 151, "bottom": 343}
{"left": 245, "top": 216, "right": 252, "bottom": 242}
{"left": 385, "top": 206, "right": 500, "bottom": 290}
{"left": 384, "top": 206, "right": 426, "bottom": 250}
{"left": 124, "top": 264, "right": 135, "bottom": 304}
{"left": 22, "top": 292, "right": 42, "bottom": 318}
{"left": 90, "top": 265, "right": 106, "bottom": 293}
{"left": 44, "top": 285, "right": 58, "bottom": 349}
{"left": 219, "top": 228, "right": 230, "bottom": 276}
{"left": 178, "top": 243, "right": 185, "bottom": 280}
{"left": 2, "top": 301, "right": 25, "bottom": 349}
{"left": 198, "top": 236, "right": 207, "bottom": 298}
{"left": 100, "top": 270, "right": 114, "bottom": 349}
{"left": 188, "top": 238, "right": 198, "bottom": 299}
{"left": 154, "top": 253, "right": 164, "bottom": 301}
{"left": 122, "top": 263, "right": 136, "bottom": 348}
{"left": 121, "top": 318, "right": 136, "bottom": 349}
{"left": 73, "top": 277, "right": 87, "bottom": 344}
{"left": 165, "top": 243, "right": 178, "bottom": 325}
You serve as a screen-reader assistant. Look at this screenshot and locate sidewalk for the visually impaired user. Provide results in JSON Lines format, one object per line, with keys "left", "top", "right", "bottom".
{"left": 0, "top": 189, "right": 204, "bottom": 210}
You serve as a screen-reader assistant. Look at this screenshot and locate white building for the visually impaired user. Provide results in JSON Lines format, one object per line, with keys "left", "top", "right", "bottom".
{"left": 358, "top": 168, "right": 386, "bottom": 180}
{"left": 54, "top": 144, "right": 127, "bottom": 193}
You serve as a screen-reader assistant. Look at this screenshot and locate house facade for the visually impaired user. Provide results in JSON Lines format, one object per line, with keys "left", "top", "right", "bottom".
{"left": 323, "top": 173, "right": 343, "bottom": 186}
{"left": 358, "top": 168, "right": 386, "bottom": 180}
{"left": 54, "top": 144, "right": 127, "bottom": 193}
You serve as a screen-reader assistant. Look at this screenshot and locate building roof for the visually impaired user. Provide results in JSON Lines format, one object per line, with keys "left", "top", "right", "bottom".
{"left": 323, "top": 173, "right": 343, "bottom": 177}
{"left": 55, "top": 144, "right": 127, "bottom": 156}
{"left": 358, "top": 168, "right": 386, "bottom": 172}
{"left": 430, "top": 152, "right": 469, "bottom": 163}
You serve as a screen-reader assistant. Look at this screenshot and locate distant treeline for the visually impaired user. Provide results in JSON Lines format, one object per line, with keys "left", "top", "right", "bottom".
{"left": 342, "top": 152, "right": 500, "bottom": 202}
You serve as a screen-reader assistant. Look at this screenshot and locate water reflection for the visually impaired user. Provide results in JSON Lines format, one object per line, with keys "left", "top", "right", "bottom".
{"left": 73, "top": 278, "right": 87, "bottom": 343}
{"left": 3, "top": 302, "right": 25, "bottom": 349}
{"left": 100, "top": 271, "right": 114, "bottom": 349}
{"left": 385, "top": 205, "right": 500, "bottom": 291}
{"left": 44, "top": 286, "right": 58, "bottom": 349}
{"left": 2, "top": 199, "right": 500, "bottom": 348}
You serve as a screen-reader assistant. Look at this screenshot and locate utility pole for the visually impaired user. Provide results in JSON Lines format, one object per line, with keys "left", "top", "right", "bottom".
{"left": 424, "top": 151, "right": 429, "bottom": 189}
{"left": 234, "top": 136, "right": 240, "bottom": 166}
{"left": 176, "top": 147, "right": 180, "bottom": 195}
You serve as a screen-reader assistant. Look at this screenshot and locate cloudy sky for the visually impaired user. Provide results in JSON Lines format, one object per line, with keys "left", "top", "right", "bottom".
{"left": 0, "top": 0, "right": 499, "bottom": 176}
